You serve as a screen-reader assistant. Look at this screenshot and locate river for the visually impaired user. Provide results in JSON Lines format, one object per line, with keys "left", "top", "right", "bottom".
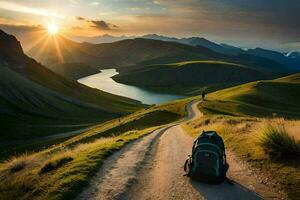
{"left": 78, "top": 69, "right": 185, "bottom": 105}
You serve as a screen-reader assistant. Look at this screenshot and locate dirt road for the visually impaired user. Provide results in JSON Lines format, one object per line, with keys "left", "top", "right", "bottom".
{"left": 76, "top": 100, "right": 283, "bottom": 200}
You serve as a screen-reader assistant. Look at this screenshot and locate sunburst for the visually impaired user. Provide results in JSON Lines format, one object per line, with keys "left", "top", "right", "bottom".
{"left": 47, "top": 23, "right": 59, "bottom": 35}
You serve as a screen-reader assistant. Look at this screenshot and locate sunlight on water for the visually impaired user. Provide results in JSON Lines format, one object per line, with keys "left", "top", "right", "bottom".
{"left": 78, "top": 69, "right": 185, "bottom": 104}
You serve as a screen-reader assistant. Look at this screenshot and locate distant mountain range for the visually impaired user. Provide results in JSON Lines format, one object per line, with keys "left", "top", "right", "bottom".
{"left": 70, "top": 34, "right": 134, "bottom": 44}
{"left": 27, "top": 33, "right": 300, "bottom": 80}
{"left": 27, "top": 36, "right": 230, "bottom": 74}
{"left": 0, "top": 29, "right": 142, "bottom": 141}
{"left": 24, "top": 31, "right": 300, "bottom": 96}
{"left": 27, "top": 34, "right": 297, "bottom": 79}
{"left": 69, "top": 33, "right": 300, "bottom": 70}
{"left": 141, "top": 34, "right": 300, "bottom": 70}
{"left": 286, "top": 51, "right": 300, "bottom": 63}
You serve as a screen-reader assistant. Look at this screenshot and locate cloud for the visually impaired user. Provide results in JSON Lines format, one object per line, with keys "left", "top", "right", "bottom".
{"left": 0, "top": 23, "right": 43, "bottom": 33}
{"left": 75, "top": 16, "right": 118, "bottom": 30}
{"left": 76, "top": 16, "right": 86, "bottom": 21}
{"left": 0, "top": 1, "right": 64, "bottom": 18}
{"left": 90, "top": 20, "right": 113, "bottom": 30}
{"left": 71, "top": 26, "right": 83, "bottom": 30}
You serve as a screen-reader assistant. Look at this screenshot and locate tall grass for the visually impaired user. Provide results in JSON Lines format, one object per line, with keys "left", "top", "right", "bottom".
{"left": 6, "top": 154, "right": 37, "bottom": 173}
{"left": 259, "top": 124, "right": 300, "bottom": 159}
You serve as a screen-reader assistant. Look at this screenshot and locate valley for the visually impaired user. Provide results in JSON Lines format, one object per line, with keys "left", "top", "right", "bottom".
{"left": 113, "top": 60, "right": 283, "bottom": 95}
{"left": 0, "top": 28, "right": 299, "bottom": 200}
{"left": 78, "top": 69, "right": 185, "bottom": 104}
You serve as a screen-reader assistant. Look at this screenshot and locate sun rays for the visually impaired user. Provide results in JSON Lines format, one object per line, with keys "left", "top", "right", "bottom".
{"left": 47, "top": 24, "right": 59, "bottom": 35}
{"left": 27, "top": 24, "right": 66, "bottom": 64}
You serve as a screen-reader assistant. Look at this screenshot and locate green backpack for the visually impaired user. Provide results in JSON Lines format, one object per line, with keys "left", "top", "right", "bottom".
{"left": 184, "top": 131, "right": 229, "bottom": 183}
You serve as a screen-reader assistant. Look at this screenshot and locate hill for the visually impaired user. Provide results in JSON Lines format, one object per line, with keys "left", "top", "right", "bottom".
{"left": 140, "top": 34, "right": 300, "bottom": 70}
{"left": 27, "top": 35, "right": 293, "bottom": 80}
{"left": 141, "top": 34, "right": 242, "bottom": 55}
{"left": 201, "top": 73, "right": 300, "bottom": 118}
{"left": 113, "top": 60, "right": 283, "bottom": 95}
{"left": 50, "top": 62, "right": 99, "bottom": 79}
{"left": 27, "top": 36, "right": 226, "bottom": 68}
{"left": 0, "top": 29, "right": 143, "bottom": 142}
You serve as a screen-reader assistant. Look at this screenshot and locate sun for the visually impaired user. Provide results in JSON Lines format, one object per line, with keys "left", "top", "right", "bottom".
{"left": 47, "top": 24, "right": 59, "bottom": 35}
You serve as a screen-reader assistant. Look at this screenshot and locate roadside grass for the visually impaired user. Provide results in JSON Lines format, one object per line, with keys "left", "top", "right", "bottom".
{"left": 0, "top": 126, "right": 168, "bottom": 200}
{"left": 259, "top": 123, "right": 300, "bottom": 159}
{"left": 0, "top": 128, "right": 156, "bottom": 200}
{"left": 0, "top": 97, "right": 194, "bottom": 200}
{"left": 0, "top": 97, "right": 193, "bottom": 162}
{"left": 182, "top": 115, "right": 300, "bottom": 199}
{"left": 7, "top": 154, "right": 35, "bottom": 173}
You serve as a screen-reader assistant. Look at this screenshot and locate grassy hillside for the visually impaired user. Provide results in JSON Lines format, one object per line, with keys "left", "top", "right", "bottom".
{"left": 0, "top": 29, "right": 144, "bottom": 155}
{"left": 27, "top": 36, "right": 291, "bottom": 81}
{"left": 50, "top": 62, "right": 99, "bottom": 79}
{"left": 200, "top": 73, "right": 300, "bottom": 118}
{"left": 27, "top": 36, "right": 222, "bottom": 68}
{"left": 0, "top": 97, "right": 194, "bottom": 200}
{"left": 183, "top": 114, "right": 300, "bottom": 199}
{"left": 113, "top": 60, "right": 282, "bottom": 95}
{"left": 184, "top": 74, "right": 300, "bottom": 199}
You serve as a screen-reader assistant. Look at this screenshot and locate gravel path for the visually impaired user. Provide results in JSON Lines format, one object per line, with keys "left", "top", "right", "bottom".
{"left": 76, "top": 100, "right": 285, "bottom": 200}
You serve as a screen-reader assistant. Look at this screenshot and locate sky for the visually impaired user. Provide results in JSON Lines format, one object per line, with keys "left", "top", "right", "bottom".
{"left": 0, "top": 0, "right": 299, "bottom": 51}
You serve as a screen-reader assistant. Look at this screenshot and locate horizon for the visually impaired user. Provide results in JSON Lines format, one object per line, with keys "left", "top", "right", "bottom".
{"left": 0, "top": 0, "right": 299, "bottom": 52}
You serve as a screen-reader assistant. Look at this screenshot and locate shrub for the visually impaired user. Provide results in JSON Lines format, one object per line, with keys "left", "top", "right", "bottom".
{"left": 259, "top": 124, "right": 300, "bottom": 159}
{"left": 8, "top": 158, "right": 27, "bottom": 173}
{"left": 40, "top": 156, "right": 73, "bottom": 174}
{"left": 6, "top": 155, "right": 35, "bottom": 173}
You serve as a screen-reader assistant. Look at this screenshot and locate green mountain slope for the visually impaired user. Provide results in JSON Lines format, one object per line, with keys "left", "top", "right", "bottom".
{"left": 49, "top": 62, "right": 99, "bottom": 79}
{"left": 0, "top": 29, "right": 143, "bottom": 141}
{"left": 113, "top": 60, "right": 283, "bottom": 95}
{"left": 27, "top": 36, "right": 290, "bottom": 80}
{"left": 201, "top": 73, "right": 300, "bottom": 118}
{"left": 27, "top": 36, "right": 224, "bottom": 68}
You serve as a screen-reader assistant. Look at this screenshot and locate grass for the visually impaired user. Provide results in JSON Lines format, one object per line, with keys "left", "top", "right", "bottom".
{"left": 183, "top": 114, "right": 300, "bottom": 199}
{"left": 0, "top": 127, "right": 162, "bottom": 200}
{"left": 0, "top": 64, "right": 145, "bottom": 159}
{"left": 151, "top": 60, "right": 248, "bottom": 69}
{"left": 259, "top": 123, "right": 300, "bottom": 159}
{"left": 200, "top": 73, "right": 300, "bottom": 119}
{"left": 40, "top": 154, "right": 74, "bottom": 174}
{"left": 0, "top": 97, "right": 193, "bottom": 200}
{"left": 183, "top": 73, "right": 300, "bottom": 198}
{"left": 7, "top": 155, "right": 32, "bottom": 173}
{"left": 113, "top": 59, "right": 280, "bottom": 96}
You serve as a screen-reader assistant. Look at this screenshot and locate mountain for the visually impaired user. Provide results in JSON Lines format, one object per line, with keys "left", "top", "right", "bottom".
{"left": 50, "top": 62, "right": 99, "bottom": 79}
{"left": 245, "top": 48, "right": 299, "bottom": 70}
{"left": 140, "top": 34, "right": 300, "bottom": 70}
{"left": 27, "top": 35, "right": 102, "bottom": 68}
{"left": 201, "top": 73, "right": 300, "bottom": 118}
{"left": 113, "top": 60, "right": 283, "bottom": 95}
{"left": 141, "top": 34, "right": 226, "bottom": 53}
{"left": 27, "top": 35, "right": 293, "bottom": 80}
{"left": 140, "top": 34, "right": 245, "bottom": 55}
{"left": 70, "top": 34, "right": 133, "bottom": 44}
{"left": 0, "top": 29, "right": 143, "bottom": 141}
{"left": 286, "top": 51, "right": 300, "bottom": 63}
{"left": 27, "top": 35, "right": 229, "bottom": 71}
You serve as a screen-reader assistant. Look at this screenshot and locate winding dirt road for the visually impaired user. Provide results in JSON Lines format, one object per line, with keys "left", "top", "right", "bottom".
{"left": 76, "top": 100, "right": 284, "bottom": 200}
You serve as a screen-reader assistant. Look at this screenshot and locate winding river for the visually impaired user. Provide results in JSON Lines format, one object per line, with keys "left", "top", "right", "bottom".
{"left": 78, "top": 69, "right": 185, "bottom": 105}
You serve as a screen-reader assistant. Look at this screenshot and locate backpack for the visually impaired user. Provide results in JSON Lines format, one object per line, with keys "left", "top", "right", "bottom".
{"left": 184, "top": 131, "right": 229, "bottom": 183}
